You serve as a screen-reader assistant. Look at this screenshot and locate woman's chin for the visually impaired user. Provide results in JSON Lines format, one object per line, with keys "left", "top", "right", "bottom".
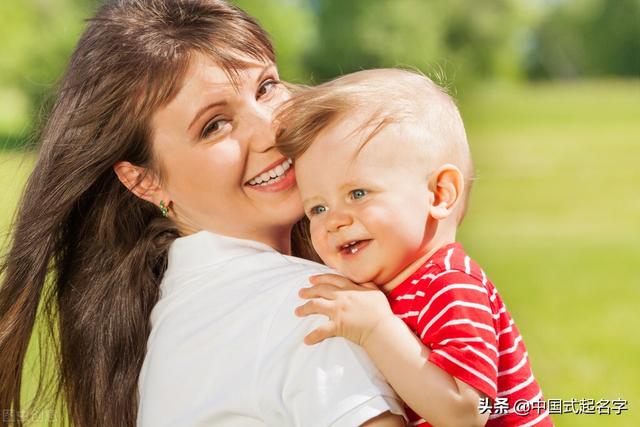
{"left": 277, "top": 202, "right": 306, "bottom": 229}
{"left": 247, "top": 186, "right": 303, "bottom": 225}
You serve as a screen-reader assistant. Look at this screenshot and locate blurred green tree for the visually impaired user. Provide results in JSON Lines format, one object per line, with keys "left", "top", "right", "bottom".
{"left": 231, "top": 0, "right": 316, "bottom": 83}
{"left": 2, "top": 0, "right": 638, "bottom": 149}
{"left": 527, "top": 0, "right": 640, "bottom": 79}
{"left": 0, "top": 0, "right": 95, "bottom": 145}
{"left": 306, "top": 0, "right": 528, "bottom": 93}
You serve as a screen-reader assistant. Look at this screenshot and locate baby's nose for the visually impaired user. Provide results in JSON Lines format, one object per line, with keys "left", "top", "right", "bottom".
{"left": 326, "top": 209, "right": 352, "bottom": 232}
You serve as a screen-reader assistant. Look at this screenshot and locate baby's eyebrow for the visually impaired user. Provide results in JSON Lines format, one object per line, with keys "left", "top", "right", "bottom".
{"left": 301, "top": 196, "right": 321, "bottom": 207}
{"left": 339, "top": 180, "right": 367, "bottom": 191}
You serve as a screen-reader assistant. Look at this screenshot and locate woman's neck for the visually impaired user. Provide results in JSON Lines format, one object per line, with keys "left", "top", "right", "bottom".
{"left": 257, "top": 225, "right": 292, "bottom": 254}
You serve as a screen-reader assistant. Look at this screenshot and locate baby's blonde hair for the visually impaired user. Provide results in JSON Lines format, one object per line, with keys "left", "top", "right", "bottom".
{"left": 277, "top": 68, "right": 474, "bottom": 223}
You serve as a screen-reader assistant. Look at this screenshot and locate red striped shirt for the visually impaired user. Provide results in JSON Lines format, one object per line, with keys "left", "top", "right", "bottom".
{"left": 388, "top": 243, "right": 552, "bottom": 426}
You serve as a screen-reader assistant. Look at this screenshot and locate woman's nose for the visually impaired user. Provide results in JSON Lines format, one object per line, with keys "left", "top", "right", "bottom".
{"left": 326, "top": 208, "right": 352, "bottom": 233}
{"left": 247, "top": 102, "right": 277, "bottom": 153}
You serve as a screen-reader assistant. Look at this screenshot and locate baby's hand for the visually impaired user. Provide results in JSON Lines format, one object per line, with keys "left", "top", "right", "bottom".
{"left": 294, "top": 273, "right": 396, "bottom": 347}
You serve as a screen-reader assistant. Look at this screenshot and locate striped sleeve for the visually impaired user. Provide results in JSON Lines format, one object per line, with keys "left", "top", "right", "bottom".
{"left": 415, "top": 270, "right": 499, "bottom": 400}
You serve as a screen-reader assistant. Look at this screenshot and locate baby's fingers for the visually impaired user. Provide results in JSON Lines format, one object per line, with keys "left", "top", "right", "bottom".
{"left": 359, "top": 281, "right": 379, "bottom": 290}
{"left": 298, "top": 284, "right": 338, "bottom": 300}
{"left": 294, "top": 298, "right": 333, "bottom": 318}
{"left": 304, "top": 322, "right": 336, "bottom": 345}
{"left": 309, "top": 273, "right": 354, "bottom": 288}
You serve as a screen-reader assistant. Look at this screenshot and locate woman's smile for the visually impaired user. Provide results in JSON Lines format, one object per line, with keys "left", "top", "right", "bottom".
{"left": 246, "top": 157, "right": 296, "bottom": 192}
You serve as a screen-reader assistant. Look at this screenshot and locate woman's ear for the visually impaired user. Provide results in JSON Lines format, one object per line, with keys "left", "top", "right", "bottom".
{"left": 428, "top": 164, "right": 464, "bottom": 220}
{"left": 113, "top": 161, "right": 168, "bottom": 205}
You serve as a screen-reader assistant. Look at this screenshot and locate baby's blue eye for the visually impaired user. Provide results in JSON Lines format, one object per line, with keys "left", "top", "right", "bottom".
{"left": 310, "top": 205, "right": 327, "bottom": 216}
{"left": 350, "top": 189, "right": 367, "bottom": 200}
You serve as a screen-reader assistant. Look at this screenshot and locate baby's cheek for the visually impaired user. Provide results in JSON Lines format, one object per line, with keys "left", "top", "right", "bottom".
{"left": 365, "top": 209, "right": 405, "bottom": 239}
{"left": 309, "top": 224, "right": 332, "bottom": 263}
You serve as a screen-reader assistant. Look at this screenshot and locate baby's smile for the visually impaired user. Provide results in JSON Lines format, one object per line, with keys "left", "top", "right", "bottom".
{"left": 338, "top": 239, "right": 372, "bottom": 256}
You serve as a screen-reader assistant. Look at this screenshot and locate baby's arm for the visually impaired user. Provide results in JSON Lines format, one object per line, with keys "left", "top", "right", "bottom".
{"left": 296, "top": 274, "right": 489, "bottom": 427}
{"left": 362, "top": 311, "right": 489, "bottom": 427}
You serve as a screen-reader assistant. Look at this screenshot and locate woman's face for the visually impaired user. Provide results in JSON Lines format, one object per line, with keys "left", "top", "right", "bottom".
{"left": 150, "top": 54, "right": 301, "bottom": 251}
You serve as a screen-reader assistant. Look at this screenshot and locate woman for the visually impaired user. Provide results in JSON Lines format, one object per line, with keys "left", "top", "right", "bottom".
{"left": 0, "top": 1, "right": 405, "bottom": 426}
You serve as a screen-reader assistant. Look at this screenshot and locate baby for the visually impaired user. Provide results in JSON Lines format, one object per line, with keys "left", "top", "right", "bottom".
{"left": 277, "top": 69, "right": 552, "bottom": 426}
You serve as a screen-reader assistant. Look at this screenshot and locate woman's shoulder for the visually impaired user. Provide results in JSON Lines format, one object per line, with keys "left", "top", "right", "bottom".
{"left": 151, "top": 240, "right": 333, "bottom": 331}
{"left": 163, "top": 230, "right": 330, "bottom": 280}
{"left": 162, "top": 248, "right": 332, "bottom": 296}
{"left": 276, "top": 252, "right": 332, "bottom": 275}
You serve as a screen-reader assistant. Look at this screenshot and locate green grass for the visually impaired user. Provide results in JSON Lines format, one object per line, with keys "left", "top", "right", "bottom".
{"left": 1, "top": 79, "right": 639, "bottom": 426}
{"left": 459, "top": 79, "right": 640, "bottom": 426}
{"left": 0, "top": 150, "right": 32, "bottom": 233}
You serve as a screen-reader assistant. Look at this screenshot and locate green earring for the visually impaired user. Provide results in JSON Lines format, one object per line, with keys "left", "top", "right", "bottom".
{"left": 159, "top": 200, "right": 169, "bottom": 217}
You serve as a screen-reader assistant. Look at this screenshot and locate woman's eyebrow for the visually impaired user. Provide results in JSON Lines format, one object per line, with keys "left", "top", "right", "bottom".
{"left": 256, "top": 63, "right": 276, "bottom": 82}
{"left": 188, "top": 100, "right": 228, "bottom": 132}
{"left": 187, "top": 65, "right": 274, "bottom": 133}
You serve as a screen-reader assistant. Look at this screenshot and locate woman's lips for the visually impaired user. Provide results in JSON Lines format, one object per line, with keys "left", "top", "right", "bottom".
{"left": 248, "top": 157, "right": 291, "bottom": 182}
{"left": 246, "top": 164, "right": 296, "bottom": 193}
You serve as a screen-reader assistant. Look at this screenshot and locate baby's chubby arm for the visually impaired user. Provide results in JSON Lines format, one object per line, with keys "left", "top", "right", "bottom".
{"left": 295, "top": 273, "right": 489, "bottom": 427}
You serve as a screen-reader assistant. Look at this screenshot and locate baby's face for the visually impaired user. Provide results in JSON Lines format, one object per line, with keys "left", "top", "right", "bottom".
{"left": 295, "top": 116, "right": 434, "bottom": 286}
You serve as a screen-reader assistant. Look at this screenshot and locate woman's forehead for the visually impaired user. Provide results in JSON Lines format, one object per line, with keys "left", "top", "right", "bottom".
{"left": 168, "top": 54, "right": 273, "bottom": 102}
{"left": 150, "top": 54, "right": 275, "bottom": 138}
{"left": 184, "top": 53, "right": 274, "bottom": 87}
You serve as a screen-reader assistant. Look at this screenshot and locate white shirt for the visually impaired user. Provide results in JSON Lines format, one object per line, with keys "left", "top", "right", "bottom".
{"left": 137, "top": 231, "right": 405, "bottom": 427}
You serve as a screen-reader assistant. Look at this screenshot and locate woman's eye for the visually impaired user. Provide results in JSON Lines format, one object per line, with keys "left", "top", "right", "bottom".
{"left": 257, "top": 78, "right": 280, "bottom": 98}
{"left": 201, "top": 117, "right": 230, "bottom": 139}
{"left": 350, "top": 189, "right": 367, "bottom": 200}
{"left": 309, "top": 205, "right": 327, "bottom": 216}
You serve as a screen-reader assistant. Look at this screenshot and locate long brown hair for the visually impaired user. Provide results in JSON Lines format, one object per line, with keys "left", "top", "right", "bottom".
{"left": 0, "top": 1, "right": 302, "bottom": 425}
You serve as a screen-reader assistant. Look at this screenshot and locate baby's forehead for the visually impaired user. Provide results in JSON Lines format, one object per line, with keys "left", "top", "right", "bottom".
{"left": 329, "top": 113, "right": 428, "bottom": 165}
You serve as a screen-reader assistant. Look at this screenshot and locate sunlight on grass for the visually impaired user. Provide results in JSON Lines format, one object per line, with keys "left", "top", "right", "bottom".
{"left": 460, "top": 79, "right": 639, "bottom": 426}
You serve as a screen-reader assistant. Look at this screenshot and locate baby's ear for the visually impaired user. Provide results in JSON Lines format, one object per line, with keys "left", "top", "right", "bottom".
{"left": 428, "top": 164, "right": 464, "bottom": 220}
